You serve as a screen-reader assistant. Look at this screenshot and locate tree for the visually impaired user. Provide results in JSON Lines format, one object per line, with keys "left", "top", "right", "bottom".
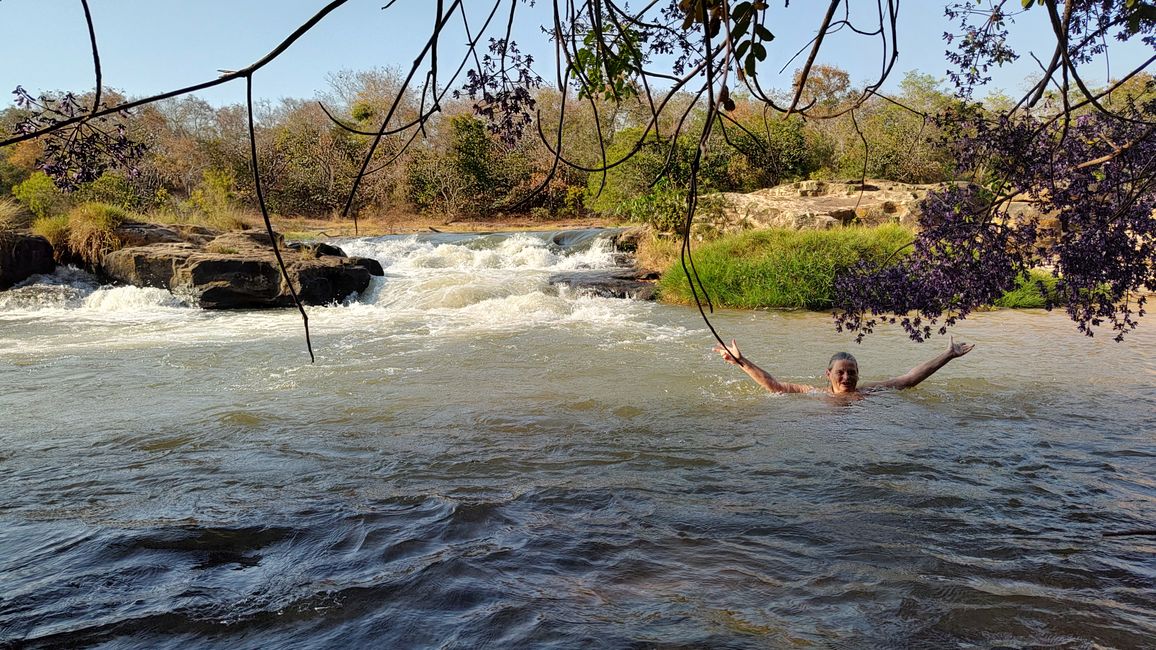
{"left": 2, "top": 0, "right": 1153, "bottom": 356}
{"left": 828, "top": 71, "right": 958, "bottom": 183}
{"left": 833, "top": 1, "right": 1156, "bottom": 342}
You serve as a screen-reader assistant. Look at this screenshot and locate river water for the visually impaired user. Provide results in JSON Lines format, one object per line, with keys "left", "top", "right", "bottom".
{"left": 1, "top": 230, "right": 1153, "bottom": 649}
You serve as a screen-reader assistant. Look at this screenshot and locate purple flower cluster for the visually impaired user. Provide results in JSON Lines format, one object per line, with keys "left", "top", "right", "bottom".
{"left": 457, "top": 38, "right": 543, "bottom": 147}
{"left": 11, "top": 86, "right": 146, "bottom": 191}
{"left": 834, "top": 104, "right": 1156, "bottom": 342}
{"left": 942, "top": 2, "right": 1018, "bottom": 97}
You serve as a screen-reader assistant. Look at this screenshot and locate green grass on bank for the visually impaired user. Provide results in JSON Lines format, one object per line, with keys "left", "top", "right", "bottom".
{"left": 657, "top": 225, "right": 914, "bottom": 310}
{"left": 656, "top": 226, "right": 1061, "bottom": 311}
{"left": 993, "top": 269, "right": 1058, "bottom": 308}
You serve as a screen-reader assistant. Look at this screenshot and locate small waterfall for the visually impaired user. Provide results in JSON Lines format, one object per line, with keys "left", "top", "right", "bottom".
{"left": 334, "top": 229, "right": 627, "bottom": 315}
{"left": 0, "top": 266, "right": 191, "bottom": 315}
{"left": 0, "top": 229, "right": 667, "bottom": 343}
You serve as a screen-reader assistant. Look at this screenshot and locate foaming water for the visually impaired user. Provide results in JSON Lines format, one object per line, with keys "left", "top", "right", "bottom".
{"left": 2, "top": 230, "right": 1154, "bottom": 648}
{"left": 0, "top": 266, "right": 191, "bottom": 316}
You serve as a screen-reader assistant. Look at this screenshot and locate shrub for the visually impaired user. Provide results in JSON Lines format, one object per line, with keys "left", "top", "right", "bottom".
{"left": 76, "top": 172, "right": 157, "bottom": 211}
{"left": 190, "top": 168, "right": 236, "bottom": 215}
{"left": 710, "top": 114, "right": 811, "bottom": 190}
{"left": 12, "top": 171, "right": 70, "bottom": 219}
{"left": 558, "top": 186, "right": 587, "bottom": 218}
{"left": 614, "top": 178, "right": 688, "bottom": 232}
{"left": 66, "top": 202, "right": 131, "bottom": 266}
{"left": 585, "top": 128, "right": 696, "bottom": 217}
{"left": 657, "top": 225, "right": 913, "bottom": 309}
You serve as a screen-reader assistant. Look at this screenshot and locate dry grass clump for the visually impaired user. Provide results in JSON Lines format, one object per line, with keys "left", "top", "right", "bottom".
{"left": 0, "top": 198, "right": 30, "bottom": 231}
{"left": 161, "top": 207, "right": 254, "bottom": 233}
{"left": 65, "top": 202, "right": 131, "bottom": 266}
{"left": 30, "top": 214, "right": 71, "bottom": 260}
{"left": 633, "top": 230, "right": 682, "bottom": 274}
{"left": 204, "top": 241, "right": 242, "bottom": 255}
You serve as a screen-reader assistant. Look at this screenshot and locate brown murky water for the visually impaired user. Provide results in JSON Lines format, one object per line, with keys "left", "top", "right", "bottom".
{"left": 2, "top": 231, "right": 1153, "bottom": 648}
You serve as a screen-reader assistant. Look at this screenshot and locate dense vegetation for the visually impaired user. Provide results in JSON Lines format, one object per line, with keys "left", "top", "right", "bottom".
{"left": 0, "top": 69, "right": 960, "bottom": 230}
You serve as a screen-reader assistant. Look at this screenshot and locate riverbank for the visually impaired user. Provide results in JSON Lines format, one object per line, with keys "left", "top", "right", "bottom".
{"left": 636, "top": 225, "right": 1080, "bottom": 311}
{"left": 269, "top": 213, "right": 620, "bottom": 239}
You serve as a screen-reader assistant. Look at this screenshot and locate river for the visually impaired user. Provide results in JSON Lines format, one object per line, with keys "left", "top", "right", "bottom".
{"left": 1, "top": 229, "right": 1153, "bottom": 648}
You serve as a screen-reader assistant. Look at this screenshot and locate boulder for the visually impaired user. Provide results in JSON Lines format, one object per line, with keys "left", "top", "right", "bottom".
{"left": 101, "top": 228, "right": 381, "bottom": 309}
{"left": 0, "top": 232, "right": 56, "bottom": 289}
{"left": 286, "top": 240, "right": 348, "bottom": 258}
{"left": 610, "top": 226, "right": 647, "bottom": 253}
{"left": 172, "top": 254, "right": 287, "bottom": 308}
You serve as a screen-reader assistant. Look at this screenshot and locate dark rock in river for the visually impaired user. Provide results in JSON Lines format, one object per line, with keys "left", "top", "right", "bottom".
{"left": 287, "top": 240, "right": 385, "bottom": 276}
{"left": 102, "top": 229, "right": 380, "bottom": 309}
{"left": 609, "top": 226, "right": 647, "bottom": 253}
{"left": 0, "top": 232, "right": 56, "bottom": 289}
{"left": 548, "top": 268, "right": 659, "bottom": 301}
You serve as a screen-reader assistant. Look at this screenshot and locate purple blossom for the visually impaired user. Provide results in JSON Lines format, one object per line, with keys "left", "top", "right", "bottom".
{"left": 834, "top": 106, "right": 1156, "bottom": 342}
{"left": 10, "top": 86, "right": 146, "bottom": 191}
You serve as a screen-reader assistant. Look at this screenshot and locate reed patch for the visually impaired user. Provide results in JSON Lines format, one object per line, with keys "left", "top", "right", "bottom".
{"left": 656, "top": 225, "right": 914, "bottom": 310}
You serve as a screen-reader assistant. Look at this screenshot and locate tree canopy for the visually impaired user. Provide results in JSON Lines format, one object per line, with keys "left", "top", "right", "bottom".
{"left": 2, "top": 0, "right": 1154, "bottom": 349}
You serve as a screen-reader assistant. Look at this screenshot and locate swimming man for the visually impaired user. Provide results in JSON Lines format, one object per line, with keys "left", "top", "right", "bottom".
{"left": 714, "top": 337, "right": 974, "bottom": 395}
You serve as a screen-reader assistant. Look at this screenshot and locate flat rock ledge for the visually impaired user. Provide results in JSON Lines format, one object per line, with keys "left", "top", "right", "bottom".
{"left": 101, "top": 227, "right": 384, "bottom": 309}
{"left": 548, "top": 268, "right": 659, "bottom": 301}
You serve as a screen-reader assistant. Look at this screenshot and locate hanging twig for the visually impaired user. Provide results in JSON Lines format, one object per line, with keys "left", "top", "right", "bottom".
{"left": 247, "top": 75, "right": 314, "bottom": 363}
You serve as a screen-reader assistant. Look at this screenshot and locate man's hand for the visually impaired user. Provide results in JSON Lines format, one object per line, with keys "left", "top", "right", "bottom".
{"left": 714, "top": 339, "right": 744, "bottom": 366}
{"left": 948, "top": 336, "right": 975, "bottom": 359}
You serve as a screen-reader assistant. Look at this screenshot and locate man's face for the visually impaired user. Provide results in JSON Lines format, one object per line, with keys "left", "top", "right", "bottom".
{"left": 826, "top": 359, "right": 859, "bottom": 393}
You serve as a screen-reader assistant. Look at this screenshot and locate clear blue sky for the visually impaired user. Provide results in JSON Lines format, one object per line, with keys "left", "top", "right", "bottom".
{"left": 0, "top": 0, "right": 1147, "bottom": 108}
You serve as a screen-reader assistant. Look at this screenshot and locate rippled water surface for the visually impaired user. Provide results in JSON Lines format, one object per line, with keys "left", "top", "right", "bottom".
{"left": 2, "top": 230, "right": 1154, "bottom": 648}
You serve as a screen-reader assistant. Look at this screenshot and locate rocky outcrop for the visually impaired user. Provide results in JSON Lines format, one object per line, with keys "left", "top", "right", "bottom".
{"left": 102, "top": 229, "right": 383, "bottom": 309}
{"left": 695, "top": 179, "right": 1053, "bottom": 238}
{"left": 695, "top": 179, "right": 937, "bottom": 236}
{"left": 0, "top": 232, "right": 56, "bottom": 289}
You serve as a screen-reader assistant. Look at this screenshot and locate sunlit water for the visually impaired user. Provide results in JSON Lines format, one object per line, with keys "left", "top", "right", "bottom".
{"left": 1, "top": 230, "right": 1153, "bottom": 649}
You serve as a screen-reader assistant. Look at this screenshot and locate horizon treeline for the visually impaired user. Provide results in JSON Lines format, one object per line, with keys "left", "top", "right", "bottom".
{"left": 2, "top": 67, "right": 1151, "bottom": 231}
